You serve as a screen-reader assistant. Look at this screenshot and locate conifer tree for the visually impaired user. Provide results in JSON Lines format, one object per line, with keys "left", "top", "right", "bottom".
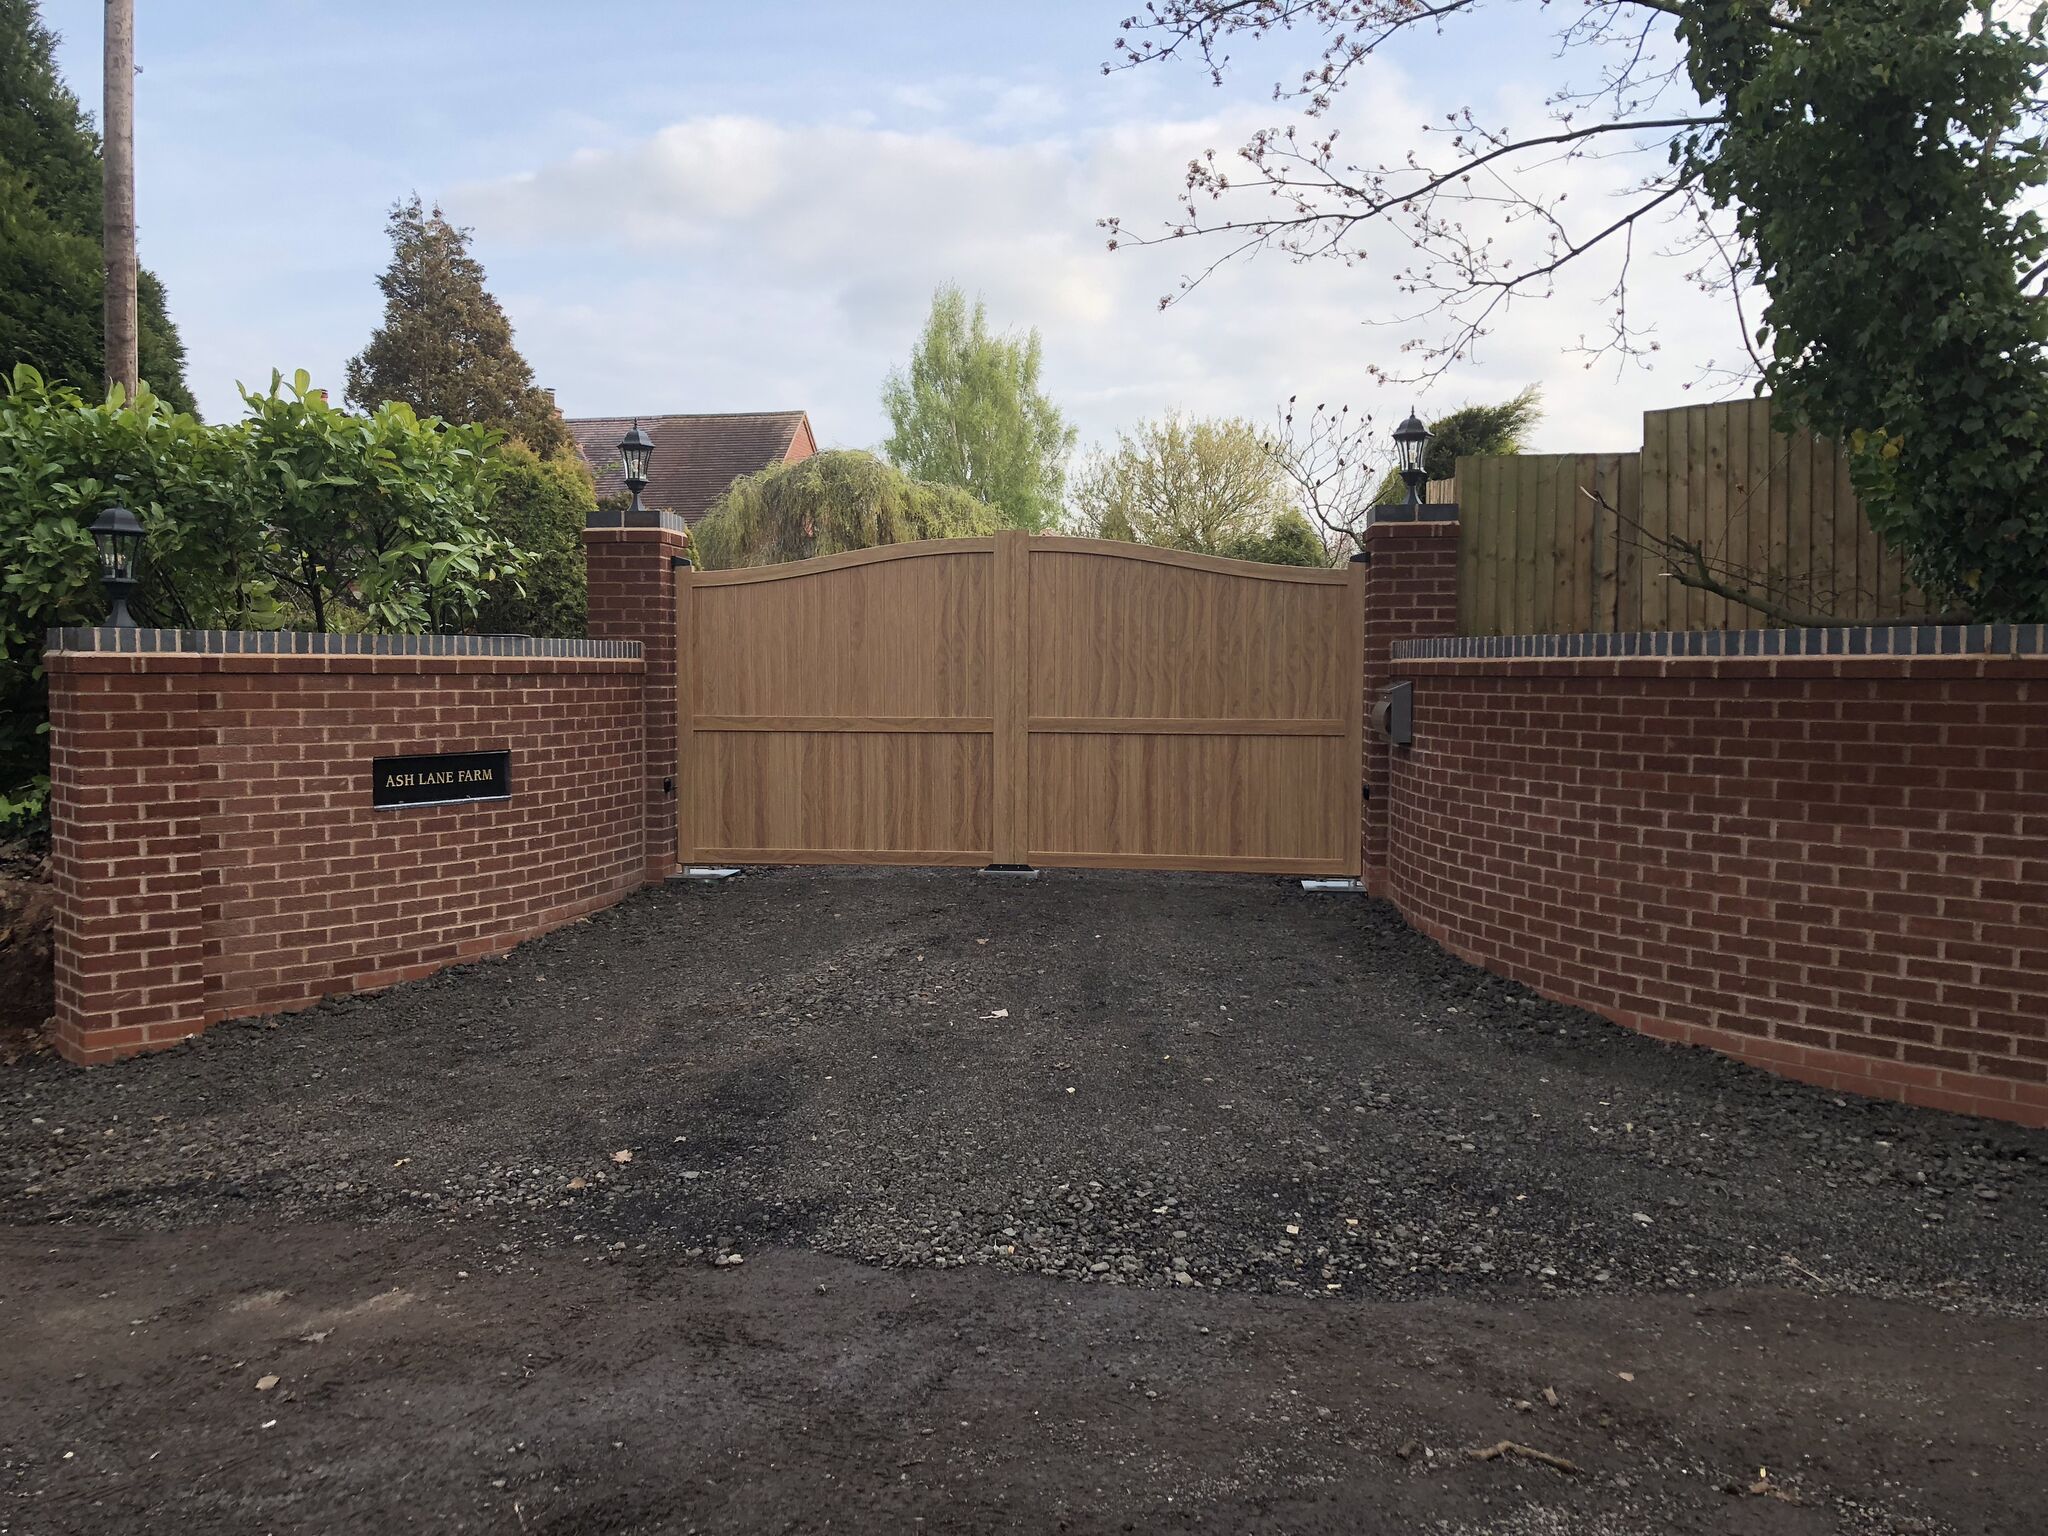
{"left": 344, "top": 196, "right": 568, "bottom": 454}
{"left": 0, "top": 0, "right": 193, "bottom": 412}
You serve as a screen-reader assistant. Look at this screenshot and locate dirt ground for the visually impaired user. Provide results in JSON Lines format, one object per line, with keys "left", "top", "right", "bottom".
{"left": 3, "top": 868, "right": 2045, "bottom": 1534}
{"left": 0, "top": 833, "right": 53, "bottom": 1060}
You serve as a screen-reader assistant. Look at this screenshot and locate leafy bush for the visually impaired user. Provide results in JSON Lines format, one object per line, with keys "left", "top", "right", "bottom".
{"left": 237, "top": 371, "right": 514, "bottom": 632}
{"left": 1219, "top": 509, "right": 1331, "bottom": 568}
{"left": 471, "top": 443, "right": 592, "bottom": 636}
{"left": 690, "top": 449, "right": 1000, "bottom": 569}
{"left": 0, "top": 365, "right": 270, "bottom": 822}
{"left": 0, "top": 365, "right": 524, "bottom": 826}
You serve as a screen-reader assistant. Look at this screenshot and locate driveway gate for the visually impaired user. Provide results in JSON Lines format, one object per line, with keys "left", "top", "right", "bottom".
{"left": 676, "top": 532, "right": 1366, "bottom": 875}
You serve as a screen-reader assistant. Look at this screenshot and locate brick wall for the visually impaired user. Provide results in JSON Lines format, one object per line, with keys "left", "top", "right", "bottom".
{"left": 1384, "top": 637, "right": 2048, "bottom": 1127}
{"left": 585, "top": 523, "right": 686, "bottom": 880}
{"left": 46, "top": 632, "right": 646, "bottom": 1062}
{"left": 1358, "top": 511, "right": 1461, "bottom": 890}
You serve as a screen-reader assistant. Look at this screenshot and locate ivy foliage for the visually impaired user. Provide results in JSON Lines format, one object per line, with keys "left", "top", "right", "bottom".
{"left": 1680, "top": 0, "right": 2048, "bottom": 619}
{"left": 690, "top": 450, "right": 1000, "bottom": 569}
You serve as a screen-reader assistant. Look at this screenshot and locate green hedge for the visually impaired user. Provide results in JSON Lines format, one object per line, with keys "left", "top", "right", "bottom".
{"left": 472, "top": 444, "right": 592, "bottom": 637}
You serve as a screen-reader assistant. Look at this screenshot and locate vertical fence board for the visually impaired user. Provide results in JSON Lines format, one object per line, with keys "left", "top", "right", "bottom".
{"left": 1640, "top": 411, "right": 1672, "bottom": 630}
{"left": 1742, "top": 399, "right": 1772, "bottom": 626}
{"left": 1448, "top": 395, "right": 1928, "bottom": 635}
{"left": 1617, "top": 453, "right": 1642, "bottom": 631}
{"left": 1785, "top": 425, "right": 1814, "bottom": 625}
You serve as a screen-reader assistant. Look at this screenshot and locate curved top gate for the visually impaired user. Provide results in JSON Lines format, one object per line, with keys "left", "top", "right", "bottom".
{"left": 677, "top": 532, "right": 1366, "bottom": 875}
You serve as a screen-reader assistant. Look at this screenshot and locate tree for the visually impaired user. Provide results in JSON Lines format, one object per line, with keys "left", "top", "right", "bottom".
{"left": 0, "top": 0, "right": 193, "bottom": 413}
{"left": 470, "top": 443, "right": 593, "bottom": 638}
{"left": 1364, "top": 387, "right": 1543, "bottom": 506}
{"left": 690, "top": 449, "right": 1001, "bottom": 570}
{"left": 1218, "top": 509, "right": 1329, "bottom": 567}
{"left": 1105, "top": 2, "right": 2048, "bottom": 621}
{"left": 881, "top": 285, "right": 1075, "bottom": 529}
{"left": 345, "top": 196, "right": 569, "bottom": 456}
{"left": 1068, "top": 414, "right": 1307, "bottom": 559}
{"left": 238, "top": 370, "right": 516, "bottom": 632}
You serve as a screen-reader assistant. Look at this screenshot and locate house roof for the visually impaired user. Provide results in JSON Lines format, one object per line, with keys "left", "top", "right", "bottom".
{"left": 566, "top": 411, "right": 815, "bottom": 524}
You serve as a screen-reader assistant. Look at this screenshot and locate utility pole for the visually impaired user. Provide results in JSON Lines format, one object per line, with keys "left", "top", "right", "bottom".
{"left": 102, "top": 0, "right": 139, "bottom": 401}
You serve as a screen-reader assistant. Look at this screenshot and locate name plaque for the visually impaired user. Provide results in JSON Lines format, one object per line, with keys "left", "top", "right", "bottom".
{"left": 371, "top": 750, "right": 511, "bottom": 809}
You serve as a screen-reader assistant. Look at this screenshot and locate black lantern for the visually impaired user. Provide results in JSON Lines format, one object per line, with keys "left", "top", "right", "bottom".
{"left": 90, "top": 505, "right": 144, "bottom": 628}
{"left": 1393, "top": 409, "right": 1431, "bottom": 506}
{"left": 618, "top": 421, "right": 655, "bottom": 514}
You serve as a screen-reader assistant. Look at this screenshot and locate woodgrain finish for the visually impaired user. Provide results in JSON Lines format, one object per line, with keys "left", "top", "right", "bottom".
{"left": 677, "top": 536, "right": 1366, "bottom": 874}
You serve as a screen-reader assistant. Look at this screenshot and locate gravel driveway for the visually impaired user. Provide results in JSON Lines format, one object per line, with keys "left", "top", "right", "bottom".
{"left": 3, "top": 868, "right": 2045, "bottom": 1533}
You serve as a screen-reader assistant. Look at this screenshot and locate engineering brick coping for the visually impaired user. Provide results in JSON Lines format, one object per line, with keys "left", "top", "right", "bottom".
{"left": 1396, "top": 622, "right": 2048, "bottom": 662}
{"left": 45, "top": 627, "right": 641, "bottom": 660}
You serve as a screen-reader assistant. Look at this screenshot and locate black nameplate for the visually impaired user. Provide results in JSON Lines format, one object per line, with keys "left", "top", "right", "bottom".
{"left": 371, "top": 751, "right": 511, "bottom": 809}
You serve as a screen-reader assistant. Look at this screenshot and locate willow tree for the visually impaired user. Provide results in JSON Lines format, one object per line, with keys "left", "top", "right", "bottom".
{"left": 1106, "top": 1, "right": 2048, "bottom": 621}
{"left": 689, "top": 450, "right": 1001, "bottom": 569}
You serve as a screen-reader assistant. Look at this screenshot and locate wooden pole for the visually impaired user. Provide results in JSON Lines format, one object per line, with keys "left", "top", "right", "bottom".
{"left": 102, "top": 0, "right": 139, "bottom": 401}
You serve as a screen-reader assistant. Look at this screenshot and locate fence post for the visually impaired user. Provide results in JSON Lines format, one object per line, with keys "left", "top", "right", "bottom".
{"left": 1359, "top": 506, "right": 1461, "bottom": 895}
{"left": 584, "top": 506, "right": 689, "bottom": 883}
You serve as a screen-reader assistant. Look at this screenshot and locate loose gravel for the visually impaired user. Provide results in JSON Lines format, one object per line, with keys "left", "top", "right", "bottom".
{"left": 4, "top": 868, "right": 2043, "bottom": 1312}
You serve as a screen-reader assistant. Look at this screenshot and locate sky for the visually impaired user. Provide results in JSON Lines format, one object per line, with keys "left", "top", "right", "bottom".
{"left": 41, "top": 0, "right": 1754, "bottom": 460}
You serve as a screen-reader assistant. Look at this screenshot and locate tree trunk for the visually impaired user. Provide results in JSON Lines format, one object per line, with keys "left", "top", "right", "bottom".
{"left": 102, "top": 0, "right": 138, "bottom": 402}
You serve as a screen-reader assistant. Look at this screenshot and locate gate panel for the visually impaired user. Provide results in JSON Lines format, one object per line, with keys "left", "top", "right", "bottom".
{"left": 677, "top": 535, "right": 1365, "bottom": 875}
{"left": 1023, "top": 540, "right": 1364, "bottom": 876}
{"left": 681, "top": 542, "right": 996, "bottom": 865}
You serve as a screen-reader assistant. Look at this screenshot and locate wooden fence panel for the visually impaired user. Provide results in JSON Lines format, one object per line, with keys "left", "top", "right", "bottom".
{"left": 1454, "top": 453, "right": 1637, "bottom": 636}
{"left": 1452, "top": 397, "right": 1927, "bottom": 634}
{"left": 679, "top": 535, "right": 1365, "bottom": 876}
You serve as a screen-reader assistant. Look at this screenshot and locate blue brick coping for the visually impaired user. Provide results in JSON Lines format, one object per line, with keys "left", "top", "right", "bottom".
{"left": 1395, "top": 623, "right": 2048, "bottom": 661}
{"left": 46, "top": 627, "right": 641, "bottom": 660}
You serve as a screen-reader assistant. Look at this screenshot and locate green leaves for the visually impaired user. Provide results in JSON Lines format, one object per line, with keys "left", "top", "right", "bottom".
{"left": 881, "top": 285, "right": 1076, "bottom": 531}
{"left": 691, "top": 450, "right": 1001, "bottom": 569}
{"left": 1690, "top": 0, "right": 2048, "bottom": 620}
{"left": 0, "top": 363, "right": 523, "bottom": 823}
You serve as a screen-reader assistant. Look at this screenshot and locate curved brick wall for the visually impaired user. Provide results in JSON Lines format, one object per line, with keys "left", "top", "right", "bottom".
{"left": 47, "top": 631, "right": 648, "bottom": 1062}
{"left": 1384, "top": 648, "right": 2048, "bottom": 1126}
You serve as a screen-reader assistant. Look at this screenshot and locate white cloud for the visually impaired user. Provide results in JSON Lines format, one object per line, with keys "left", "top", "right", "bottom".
{"left": 453, "top": 78, "right": 1748, "bottom": 463}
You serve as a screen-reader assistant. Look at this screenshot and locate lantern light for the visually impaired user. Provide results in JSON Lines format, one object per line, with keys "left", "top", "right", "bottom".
{"left": 618, "top": 421, "right": 655, "bottom": 512}
{"left": 1393, "top": 410, "right": 1431, "bottom": 506}
{"left": 90, "top": 505, "right": 144, "bottom": 627}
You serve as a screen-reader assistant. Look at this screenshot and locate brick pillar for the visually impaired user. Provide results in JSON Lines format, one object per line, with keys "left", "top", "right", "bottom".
{"left": 46, "top": 647, "right": 214, "bottom": 1061}
{"left": 1359, "top": 508, "right": 1461, "bottom": 894}
{"left": 584, "top": 512, "right": 687, "bottom": 882}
